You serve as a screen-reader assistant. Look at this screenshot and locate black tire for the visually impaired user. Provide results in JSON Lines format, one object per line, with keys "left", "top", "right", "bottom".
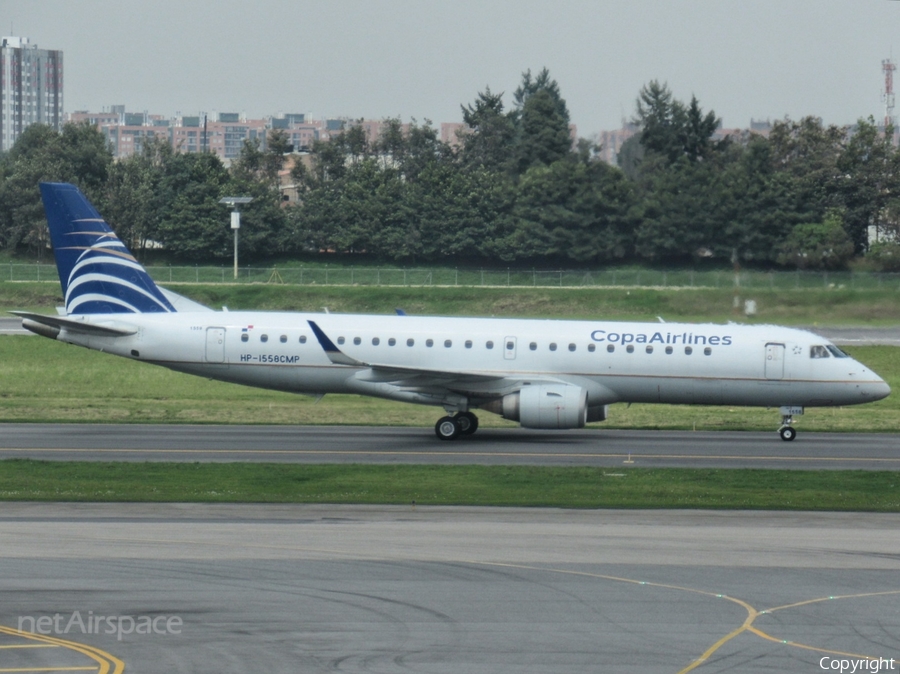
{"left": 455, "top": 412, "right": 479, "bottom": 435}
{"left": 779, "top": 426, "right": 797, "bottom": 442}
{"left": 435, "top": 416, "right": 461, "bottom": 441}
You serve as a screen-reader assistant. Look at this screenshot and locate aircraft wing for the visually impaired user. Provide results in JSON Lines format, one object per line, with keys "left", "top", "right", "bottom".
{"left": 307, "top": 319, "right": 530, "bottom": 396}
{"left": 11, "top": 311, "right": 138, "bottom": 337}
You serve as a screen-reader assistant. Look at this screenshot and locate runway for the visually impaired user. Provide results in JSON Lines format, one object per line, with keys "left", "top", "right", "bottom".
{"left": 1, "top": 503, "right": 899, "bottom": 673}
{"left": 0, "top": 423, "right": 898, "bottom": 469}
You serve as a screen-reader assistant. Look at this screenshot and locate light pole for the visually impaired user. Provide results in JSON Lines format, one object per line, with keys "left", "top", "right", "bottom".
{"left": 219, "top": 197, "right": 253, "bottom": 280}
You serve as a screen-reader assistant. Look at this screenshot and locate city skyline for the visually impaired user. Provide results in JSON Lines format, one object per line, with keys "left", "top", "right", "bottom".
{"left": 5, "top": 0, "right": 900, "bottom": 137}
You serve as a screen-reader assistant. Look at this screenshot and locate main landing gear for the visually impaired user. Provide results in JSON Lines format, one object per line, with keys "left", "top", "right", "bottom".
{"left": 434, "top": 411, "right": 479, "bottom": 441}
{"left": 777, "top": 406, "right": 803, "bottom": 441}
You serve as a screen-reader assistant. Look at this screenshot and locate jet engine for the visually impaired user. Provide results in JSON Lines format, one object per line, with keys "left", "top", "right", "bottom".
{"left": 485, "top": 384, "right": 589, "bottom": 429}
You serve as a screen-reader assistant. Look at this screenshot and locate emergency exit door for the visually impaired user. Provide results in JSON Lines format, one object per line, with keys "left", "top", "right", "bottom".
{"left": 765, "top": 343, "right": 784, "bottom": 380}
{"left": 206, "top": 327, "right": 226, "bottom": 363}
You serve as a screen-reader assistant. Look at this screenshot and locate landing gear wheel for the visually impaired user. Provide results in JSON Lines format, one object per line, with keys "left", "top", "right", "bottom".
{"left": 455, "top": 411, "right": 479, "bottom": 435}
{"left": 435, "top": 416, "right": 461, "bottom": 441}
{"left": 779, "top": 426, "right": 797, "bottom": 442}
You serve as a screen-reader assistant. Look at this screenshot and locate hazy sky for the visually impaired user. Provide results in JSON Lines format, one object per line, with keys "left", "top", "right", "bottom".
{"left": 5, "top": 0, "right": 900, "bottom": 136}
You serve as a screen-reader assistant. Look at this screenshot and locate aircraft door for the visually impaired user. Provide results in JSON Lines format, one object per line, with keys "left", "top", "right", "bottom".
{"left": 764, "top": 343, "right": 784, "bottom": 380}
{"left": 206, "top": 327, "right": 226, "bottom": 363}
{"left": 504, "top": 336, "right": 517, "bottom": 360}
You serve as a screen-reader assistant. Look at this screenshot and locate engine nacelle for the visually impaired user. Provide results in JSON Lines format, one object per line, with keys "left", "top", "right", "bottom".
{"left": 488, "top": 384, "right": 588, "bottom": 429}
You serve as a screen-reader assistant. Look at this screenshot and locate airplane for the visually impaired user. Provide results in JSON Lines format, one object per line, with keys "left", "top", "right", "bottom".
{"left": 13, "top": 182, "right": 891, "bottom": 442}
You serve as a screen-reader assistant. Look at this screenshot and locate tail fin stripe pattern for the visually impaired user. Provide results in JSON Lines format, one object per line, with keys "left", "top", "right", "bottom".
{"left": 67, "top": 273, "right": 166, "bottom": 309}
{"left": 40, "top": 182, "right": 175, "bottom": 315}
{"left": 67, "top": 293, "right": 141, "bottom": 315}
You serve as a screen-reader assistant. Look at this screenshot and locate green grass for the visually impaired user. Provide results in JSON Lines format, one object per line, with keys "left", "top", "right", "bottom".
{"left": 4, "top": 280, "right": 900, "bottom": 323}
{"left": 0, "top": 336, "right": 897, "bottom": 432}
{"left": 0, "top": 461, "right": 898, "bottom": 510}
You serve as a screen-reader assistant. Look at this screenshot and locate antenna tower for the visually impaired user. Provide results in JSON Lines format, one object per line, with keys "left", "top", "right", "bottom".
{"left": 883, "top": 58, "right": 896, "bottom": 129}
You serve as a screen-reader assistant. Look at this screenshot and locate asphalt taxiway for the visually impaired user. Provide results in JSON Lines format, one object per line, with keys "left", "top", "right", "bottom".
{"left": 1, "top": 504, "right": 899, "bottom": 673}
{"left": 0, "top": 423, "right": 897, "bottom": 470}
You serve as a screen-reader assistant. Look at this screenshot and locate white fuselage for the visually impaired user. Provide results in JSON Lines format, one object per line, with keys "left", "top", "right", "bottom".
{"left": 56, "top": 311, "right": 890, "bottom": 411}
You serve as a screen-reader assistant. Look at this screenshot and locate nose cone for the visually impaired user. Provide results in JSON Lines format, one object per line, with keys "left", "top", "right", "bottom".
{"left": 848, "top": 359, "right": 891, "bottom": 403}
{"left": 863, "top": 378, "right": 891, "bottom": 402}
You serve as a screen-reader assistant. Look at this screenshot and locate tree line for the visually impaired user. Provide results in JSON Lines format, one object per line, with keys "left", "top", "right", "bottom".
{"left": 2, "top": 69, "right": 900, "bottom": 270}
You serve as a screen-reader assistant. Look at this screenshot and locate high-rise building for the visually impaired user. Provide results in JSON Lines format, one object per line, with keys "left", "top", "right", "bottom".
{"left": 0, "top": 37, "right": 63, "bottom": 152}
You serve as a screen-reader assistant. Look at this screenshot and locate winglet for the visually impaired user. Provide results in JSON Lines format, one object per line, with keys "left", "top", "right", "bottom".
{"left": 307, "top": 320, "right": 366, "bottom": 366}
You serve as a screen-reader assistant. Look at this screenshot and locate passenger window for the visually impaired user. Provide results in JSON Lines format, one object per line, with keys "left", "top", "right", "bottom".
{"left": 465, "top": 340, "right": 472, "bottom": 349}
{"left": 568, "top": 343, "right": 576, "bottom": 352}
{"left": 607, "top": 344, "right": 614, "bottom": 353}
{"left": 445, "top": 340, "right": 452, "bottom": 348}
{"left": 685, "top": 346, "right": 692, "bottom": 355}
{"left": 241, "top": 333, "right": 249, "bottom": 343}
{"left": 261, "top": 334, "right": 269, "bottom": 343}
{"left": 665, "top": 346, "right": 673, "bottom": 354}
{"left": 626, "top": 345, "right": 634, "bottom": 353}
{"left": 388, "top": 338, "right": 396, "bottom": 346}
{"left": 426, "top": 339, "right": 434, "bottom": 347}
{"left": 299, "top": 335, "right": 307, "bottom": 344}
{"left": 407, "top": 338, "right": 414, "bottom": 347}
{"left": 486, "top": 341, "right": 494, "bottom": 349}
{"left": 529, "top": 342, "right": 537, "bottom": 351}
{"left": 645, "top": 345, "right": 653, "bottom": 354}
{"left": 704, "top": 347, "right": 712, "bottom": 356}
{"left": 353, "top": 337, "right": 361, "bottom": 345}
{"left": 337, "top": 336, "right": 345, "bottom": 345}
{"left": 279, "top": 335, "right": 286, "bottom": 343}
{"left": 506, "top": 341, "right": 514, "bottom": 351}
{"left": 549, "top": 343, "right": 557, "bottom": 351}
{"left": 372, "top": 337, "right": 380, "bottom": 346}
{"left": 588, "top": 343, "right": 596, "bottom": 352}
{"left": 810, "top": 345, "right": 830, "bottom": 359}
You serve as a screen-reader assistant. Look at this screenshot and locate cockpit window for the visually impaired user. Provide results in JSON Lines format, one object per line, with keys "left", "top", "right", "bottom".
{"left": 826, "top": 345, "right": 850, "bottom": 358}
{"left": 810, "top": 345, "right": 830, "bottom": 359}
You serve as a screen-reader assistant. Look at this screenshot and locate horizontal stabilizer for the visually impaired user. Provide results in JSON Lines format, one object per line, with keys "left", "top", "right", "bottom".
{"left": 11, "top": 311, "right": 138, "bottom": 337}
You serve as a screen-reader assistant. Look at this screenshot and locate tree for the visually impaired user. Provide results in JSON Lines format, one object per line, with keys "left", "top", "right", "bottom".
{"left": 105, "top": 137, "right": 172, "bottom": 257}
{"left": 766, "top": 116, "right": 843, "bottom": 221}
{"left": 0, "top": 122, "right": 112, "bottom": 257}
{"left": 777, "top": 211, "right": 855, "bottom": 269}
{"left": 833, "top": 117, "right": 900, "bottom": 252}
{"left": 512, "top": 156, "right": 636, "bottom": 262}
{"left": 633, "top": 156, "right": 727, "bottom": 262}
{"left": 681, "top": 95, "right": 721, "bottom": 162}
{"left": 634, "top": 80, "right": 679, "bottom": 161}
{"left": 154, "top": 152, "right": 232, "bottom": 259}
{"left": 717, "top": 137, "right": 813, "bottom": 263}
{"left": 634, "top": 81, "right": 720, "bottom": 164}
{"left": 459, "top": 87, "right": 517, "bottom": 172}
{"left": 232, "top": 129, "right": 291, "bottom": 191}
{"left": 512, "top": 68, "right": 572, "bottom": 174}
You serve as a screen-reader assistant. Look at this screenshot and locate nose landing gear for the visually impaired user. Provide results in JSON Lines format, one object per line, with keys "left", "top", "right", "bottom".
{"left": 778, "top": 406, "right": 803, "bottom": 441}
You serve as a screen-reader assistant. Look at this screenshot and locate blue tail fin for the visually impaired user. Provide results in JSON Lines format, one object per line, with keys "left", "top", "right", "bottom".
{"left": 40, "top": 182, "right": 175, "bottom": 315}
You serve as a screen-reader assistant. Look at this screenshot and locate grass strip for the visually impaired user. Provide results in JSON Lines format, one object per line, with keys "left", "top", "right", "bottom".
{"left": 1, "top": 460, "right": 898, "bottom": 511}
{"left": 6, "top": 281, "right": 900, "bottom": 324}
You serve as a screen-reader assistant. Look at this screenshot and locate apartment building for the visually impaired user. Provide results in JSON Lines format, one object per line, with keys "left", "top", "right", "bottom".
{"left": 0, "top": 36, "right": 63, "bottom": 152}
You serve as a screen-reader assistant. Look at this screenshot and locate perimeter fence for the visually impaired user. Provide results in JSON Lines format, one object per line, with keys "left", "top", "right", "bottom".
{"left": 6, "top": 264, "right": 900, "bottom": 290}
